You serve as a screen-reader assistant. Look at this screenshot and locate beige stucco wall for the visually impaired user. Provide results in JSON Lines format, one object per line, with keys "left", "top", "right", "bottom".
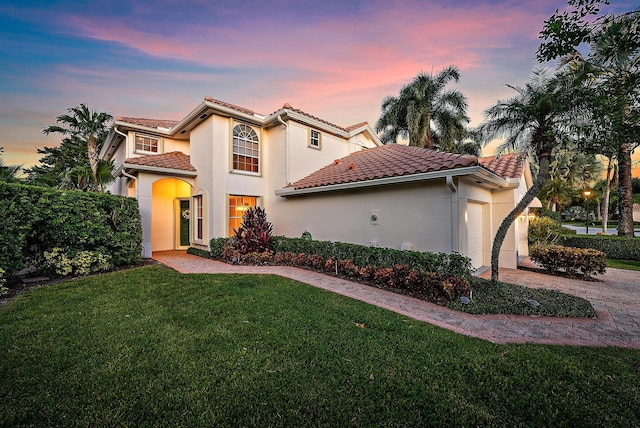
{"left": 270, "top": 181, "right": 455, "bottom": 254}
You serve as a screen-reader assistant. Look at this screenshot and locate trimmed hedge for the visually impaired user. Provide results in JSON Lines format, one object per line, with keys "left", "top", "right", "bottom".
{"left": 271, "top": 237, "right": 474, "bottom": 281}
{"left": 214, "top": 236, "right": 473, "bottom": 281}
{"left": 0, "top": 182, "right": 142, "bottom": 281}
{"left": 560, "top": 234, "right": 640, "bottom": 261}
{"left": 530, "top": 245, "right": 607, "bottom": 278}
{"left": 187, "top": 247, "right": 212, "bottom": 259}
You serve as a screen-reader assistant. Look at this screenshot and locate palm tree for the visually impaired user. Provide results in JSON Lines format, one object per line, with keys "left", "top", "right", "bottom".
{"left": 478, "top": 70, "right": 583, "bottom": 283}
{"left": 376, "top": 66, "right": 469, "bottom": 149}
{"left": 0, "top": 147, "right": 21, "bottom": 183}
{"left": 43, "top": 103, "right": 113, "bottom": 192}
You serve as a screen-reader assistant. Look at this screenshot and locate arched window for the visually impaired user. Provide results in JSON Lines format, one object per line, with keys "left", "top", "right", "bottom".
{"left": 232, "top": 124, "right": 259, "bottom": 173}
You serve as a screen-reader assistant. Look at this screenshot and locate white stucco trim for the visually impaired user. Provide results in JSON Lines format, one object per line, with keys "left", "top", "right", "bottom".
{"left": 115, "top": 163, "right": 198, "bottom": 178}
{"left": 275, "top": 166, "right": 513, "bottom": 198}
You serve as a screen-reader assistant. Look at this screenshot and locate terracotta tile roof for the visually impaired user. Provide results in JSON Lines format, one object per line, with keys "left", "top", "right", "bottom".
{"left": 344, "top": 121, "right": 369, "bottom": 132}
{"left": 479, "top": 153, "right": 525, "bottom": 179}
{"left": 274, "top": 103, "right": 357, "bottom": 133}
{"left": 290, "top": 144, "right": 477, "bottom": 190}
{"left": 125, "top": 151, "right": 196, "bottom": 172}
{"left": 117, "top": 117, "right": 179, "bottom": 129}
{"left": 204, "top": 96, "right": 256, "bottom": 116}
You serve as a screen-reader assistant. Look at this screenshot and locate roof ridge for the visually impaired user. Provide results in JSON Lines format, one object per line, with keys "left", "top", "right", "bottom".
{"left": 204, "top": 96, "right": 256, "bottom": 116}
{"left": 274, "top": 103, "right": 350, "bottom": 132}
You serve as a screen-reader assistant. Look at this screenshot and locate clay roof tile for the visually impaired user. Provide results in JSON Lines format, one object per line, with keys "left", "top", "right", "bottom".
{"left": 478, "top": 153, "right": 525, "bottom": 179}
{"left": 290, "top": 144, "right": 478, "bottom": 190}
{"left": 124, "top": 151, "right": 196, "bottom": 172}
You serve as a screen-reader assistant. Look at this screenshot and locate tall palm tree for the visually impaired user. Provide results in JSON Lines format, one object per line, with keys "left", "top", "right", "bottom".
{"left": 376, "top": 66, "right": 469, "bottom": 149}
{"left": 43, "top": 103, "right": 113, "bottom": 192}
{"left": 478, "top": 70, "right": 582, "bottom": 283}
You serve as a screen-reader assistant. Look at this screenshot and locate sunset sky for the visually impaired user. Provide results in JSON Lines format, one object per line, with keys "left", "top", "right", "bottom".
{"left": 0, "top": 0, "right": 633, "bottom": 169}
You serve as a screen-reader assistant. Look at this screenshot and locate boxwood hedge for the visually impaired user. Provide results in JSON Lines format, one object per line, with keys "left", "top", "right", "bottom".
{"left": 560, "top": 234, "right": 640, "bottom": 261}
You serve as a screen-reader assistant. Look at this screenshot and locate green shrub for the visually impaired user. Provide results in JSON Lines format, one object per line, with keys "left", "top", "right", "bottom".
{"left": 538, "top": 208, "right": 561, "bottom": 222}
{"left": 560, "top": 234, "right": 640, "bottom": 261}
{"left": 0, "top": 182, "right": 142, "bottom": 281}
{"left": 209, "top": 238, "right": 230, "bottom": 259}
{"left": 187, "top": 247, "right": 212, "bottom": 259}
{"left": 528, "top": 216, "right": 565, "bottom": 246}
{"left": 271, "top": 236, "right": 473, "bottom": 281}
{"left": 530, "top": 245, "right": 607, "bottom": 278}
{"left": 43, "top": 247, "right": 112, "bottom": 278}
{"left": 0, "top": 267, "right": 7, "bottom": 296}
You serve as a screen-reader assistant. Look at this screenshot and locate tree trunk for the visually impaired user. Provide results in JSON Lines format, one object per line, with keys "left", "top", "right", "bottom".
{"left": 88, "top": 136, "right": 99, "bottom": 192}
{"left": 490, "top": 155, "right": 551, "bottom": 283}
{"left": 617, "top": 143, "right": 634, "bottom": 237}
{"left": 602, "top": 157, "right": 613, "bottom": 234}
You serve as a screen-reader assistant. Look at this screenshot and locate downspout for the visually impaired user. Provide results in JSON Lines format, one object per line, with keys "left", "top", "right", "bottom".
{"left": 277, "top": 115, "right": 290, "bottom": 184}
{"left": 446, "top": 176, "right": 459, "bottom": 253}
{"left": 114, "top": 127, "right": 137, "bottom": 198}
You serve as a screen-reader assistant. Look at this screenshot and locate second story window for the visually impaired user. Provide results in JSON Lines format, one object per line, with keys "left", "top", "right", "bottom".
{"left": 135, "top": 134, "right": 160, "bottom": 153}
{"left": 232, "top": 124, "right": 259, "bottom": 173}
{"left": 309, "top": 129, "right": 321, "bottom": 149}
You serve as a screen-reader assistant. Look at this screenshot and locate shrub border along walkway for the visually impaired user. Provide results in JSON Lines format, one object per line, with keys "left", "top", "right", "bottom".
{"left": 153, "top": 251, "right": 640, "bottom": 349}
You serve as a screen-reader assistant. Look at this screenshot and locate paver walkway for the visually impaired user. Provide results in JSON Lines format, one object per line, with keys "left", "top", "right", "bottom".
{"left": 153, "top": 251, "right": 640, "bottom": 349}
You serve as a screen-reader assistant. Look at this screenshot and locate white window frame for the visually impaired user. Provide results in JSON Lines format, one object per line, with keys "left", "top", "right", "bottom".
{"left": 134, "top": 133, "right": 162, "bottom": 154}
{"left": 232, "top": 124, "right": 260, "bottom": 174}
{"left": 193, "top": 194, "right": 204, "bottom": 243}
{"left": 309, "top": 129, "right": 322, "bottom": 149}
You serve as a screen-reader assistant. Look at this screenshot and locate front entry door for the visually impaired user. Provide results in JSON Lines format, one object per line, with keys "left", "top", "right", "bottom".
{"left": 179, "top": 199, "right": 190, "bottom": 247}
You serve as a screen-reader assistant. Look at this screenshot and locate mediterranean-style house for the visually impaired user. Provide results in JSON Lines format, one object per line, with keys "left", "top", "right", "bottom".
{"left": 100, "top": 97, "right": 534, "bottom": 270}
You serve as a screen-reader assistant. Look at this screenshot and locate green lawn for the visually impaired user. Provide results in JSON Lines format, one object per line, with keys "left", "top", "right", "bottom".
{"left": 608, "top": 258, "right": 640, "bottom": 271}
{"left": 1, "top": 265, "right": 639, "bottom": 426}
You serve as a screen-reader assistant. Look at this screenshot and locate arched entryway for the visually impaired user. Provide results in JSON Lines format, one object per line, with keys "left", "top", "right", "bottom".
{"left": 151, "top": 178, "right": 193, "bottom": 252}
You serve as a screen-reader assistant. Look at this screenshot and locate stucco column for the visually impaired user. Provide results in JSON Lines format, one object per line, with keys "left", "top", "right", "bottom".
{"left": 446, "top": 176, "right": 459, "bottom": 253}
{"left": 137, "top": 173, "right": 153, "bottom": 258}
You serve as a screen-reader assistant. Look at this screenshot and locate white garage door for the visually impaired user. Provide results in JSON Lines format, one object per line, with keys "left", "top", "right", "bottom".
{"left": 467, "top": 202, "right": 484, "bottom": 269}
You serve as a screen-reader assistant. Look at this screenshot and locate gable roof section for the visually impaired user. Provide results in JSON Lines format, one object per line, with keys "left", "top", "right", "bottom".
{"left": 277, "top": 146, "right": 528, "bottom": 197}
{"left": 117, "top": 117, "right": 180, "bottom": 130}
{"left": 204, "top": 96, "right": 256, "bottom": 116}
{"left": 269, "top": 103, "right": 370, "bottom": 135}
{"left": 478, "top": 153, "right": 525, "bottom": 179}
{"left": 121, "top": 151, "right": 197, "bottom": 176}
{"left": 290, "top": 144, "right": 477, "bottom": 190}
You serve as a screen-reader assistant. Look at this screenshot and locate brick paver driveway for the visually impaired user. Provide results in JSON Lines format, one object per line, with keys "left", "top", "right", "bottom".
{"left": 153, "top": 251, "right": 640, "bottom": 349}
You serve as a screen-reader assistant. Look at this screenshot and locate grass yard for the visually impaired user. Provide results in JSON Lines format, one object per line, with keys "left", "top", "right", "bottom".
{"left": 608, "top": 258, "right": 640, "bottom": 271}
{"left": 1, "top": 265, "right": 639, "bottom": 426}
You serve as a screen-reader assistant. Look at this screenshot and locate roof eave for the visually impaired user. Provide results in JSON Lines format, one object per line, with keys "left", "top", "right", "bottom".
{"left": 201, "top": 100, "right": 263, "bottom": 126}
{"left": 265, "top": 109, "right": 350, "bottom": 138}
{"left": 120, "top": 163, "right": 198, "bottom": 177}
{"left": 100, "top": 128, "right": 119, "bottom": 159}
{"left": 469, "top": 167, "right": 519, "bottom": 189}
{"left": 350, "top": 125, "right": 382, "bottom": 146}
{"left": 276, "top": 165, "right": 509, "bottom": 198}
{"left": 114, "top": 120, "right": 174, "bottom": 136}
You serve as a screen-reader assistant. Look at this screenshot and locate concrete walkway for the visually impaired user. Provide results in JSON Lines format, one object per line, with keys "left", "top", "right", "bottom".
{"left": 152, "top": 251, "right": 640, "bottom": 349}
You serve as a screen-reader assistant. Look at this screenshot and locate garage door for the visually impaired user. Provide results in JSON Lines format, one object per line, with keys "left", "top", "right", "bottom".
{"left": 467, "top": 202, "right": 484, "bottom": 269}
